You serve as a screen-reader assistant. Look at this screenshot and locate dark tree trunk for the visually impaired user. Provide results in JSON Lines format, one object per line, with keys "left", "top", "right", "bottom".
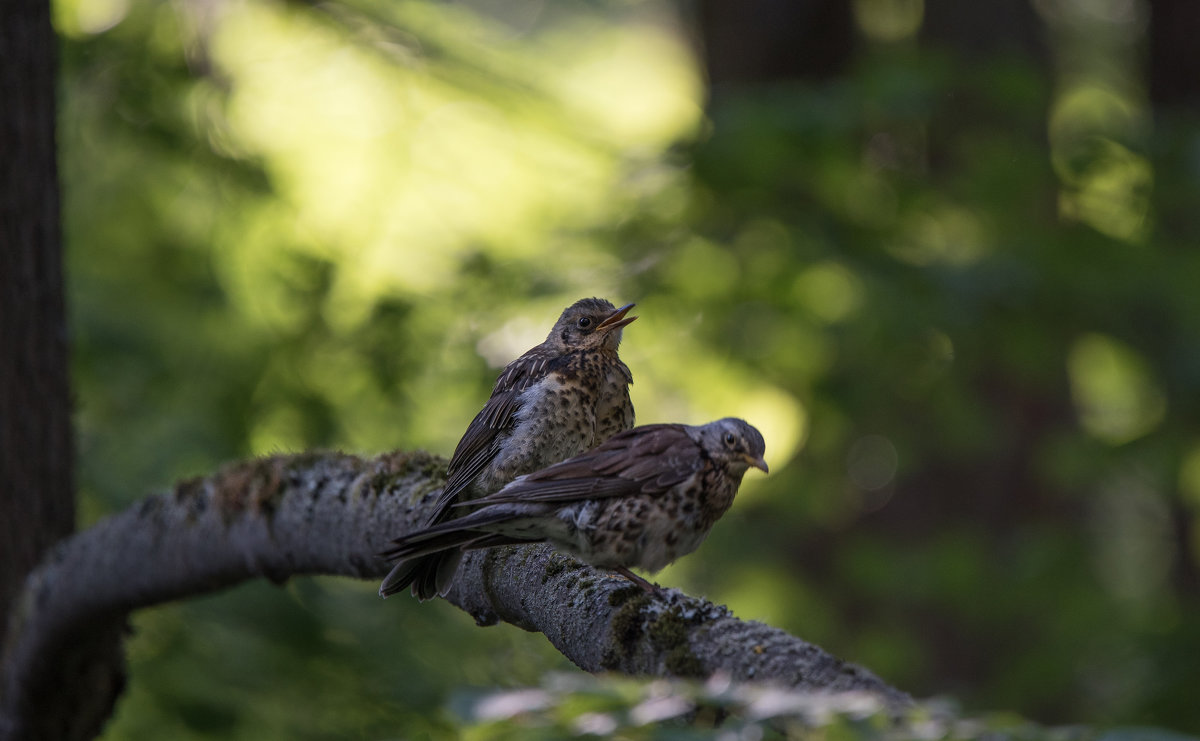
{"left": 920, "top": 0, "right": 1048, "bottom": 62}
{"left": 1146, "top": 0, "right": 1200, "bottom": 596}
{"left": 0, "top": 0, "right": 75, "bottom": 696}
{"left": 695, "top": 0, "right": 854, "bottom": 92}
{"left": 1147, "top": 0, "right": 1200, "bottom": 111}
{"left": 1, "top": 12, "right": 126, "bottom": 737}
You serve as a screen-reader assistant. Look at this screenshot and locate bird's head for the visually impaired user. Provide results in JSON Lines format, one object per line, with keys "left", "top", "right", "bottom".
{"left": 697, "top": 418, "right": 769, "bottom": 476}
{"left": 547, "top": 298, "right": 637, "bottom": 353}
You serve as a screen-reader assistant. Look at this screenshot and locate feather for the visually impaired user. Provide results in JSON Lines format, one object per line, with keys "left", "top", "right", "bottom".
{"left": 464, "top": 425, "right": 699, "bottom": 506}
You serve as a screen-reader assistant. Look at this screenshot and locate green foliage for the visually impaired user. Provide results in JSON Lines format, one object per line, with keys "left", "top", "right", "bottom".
{"left": 53, "top": 0, "right": 1200, "bottom": 737}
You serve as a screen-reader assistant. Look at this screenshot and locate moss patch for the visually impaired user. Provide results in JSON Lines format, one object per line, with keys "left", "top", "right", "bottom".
{"left": 602, "top": 596, "right": 708, "bottom": 677}
{"left": 542, "top": 558, "right": 568, "bottom": 584}
{"left": 647, "top": 609, "right": 689, "bottom": 649}
{"left": 607, "top": 585, "right": 643, "bottom": 608}
{"left": 542, "top": 554, "right": 587, "bottom": 585}
{"left": 374, "top": 453, "right": 447, "bottom": 504}
{"left": 602, "top": 591, "right": 653, "bottom": 669}
{"left": 648, "top": 608, "right": 705, "bottom": 678}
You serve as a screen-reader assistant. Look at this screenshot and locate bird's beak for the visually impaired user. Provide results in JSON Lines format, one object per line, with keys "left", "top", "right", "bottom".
{"left": 743, "top": 454, "right": 769, "bottom": 474}
{"left": 596, "top": 302, "right": 637, "bottom": 332}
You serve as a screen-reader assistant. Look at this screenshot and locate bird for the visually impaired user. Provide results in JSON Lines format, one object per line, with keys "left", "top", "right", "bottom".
{"left": 380, "top": 297, "right": 638, "bottom": 599}
{"left": 379, "top": 418, "right": 768, "bottom": 593}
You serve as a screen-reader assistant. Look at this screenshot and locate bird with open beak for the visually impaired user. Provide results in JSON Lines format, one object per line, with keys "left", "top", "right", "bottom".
{"left": 381, "top": 298, "right": 638, "bottom": 599}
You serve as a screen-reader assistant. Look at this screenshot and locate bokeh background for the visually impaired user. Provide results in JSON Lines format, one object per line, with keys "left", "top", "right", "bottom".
{"left": 55, "top": 0, "right": 1200, "bottom": 737}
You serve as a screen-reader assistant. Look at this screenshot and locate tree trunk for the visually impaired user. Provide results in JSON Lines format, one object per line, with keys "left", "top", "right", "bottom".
{"left": 0, "top": 0, "right": 75, "bottom": 671}
{"left": 1147, "top": 0, "right": 1200, "bottom": 111}
{"left": 695, "top": 0, "right": 854, "bottom": 94}
{"left": 0, "top": 4, "right": 117, "bottom": 739}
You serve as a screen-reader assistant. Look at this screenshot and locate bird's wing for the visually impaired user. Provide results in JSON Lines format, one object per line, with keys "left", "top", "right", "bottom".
{"left": 429, "top": 348, "right": 555, "bottom": 517}
{"left": 472, "top": 424, "right": 697, "bottom": 504}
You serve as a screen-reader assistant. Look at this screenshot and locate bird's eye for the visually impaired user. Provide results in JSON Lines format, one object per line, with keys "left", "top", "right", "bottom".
{"left": 577, "top": 316, "right": 592, "bottom": 329}
{"left": 723, "top": 432, "right": 736, "bottom": 447}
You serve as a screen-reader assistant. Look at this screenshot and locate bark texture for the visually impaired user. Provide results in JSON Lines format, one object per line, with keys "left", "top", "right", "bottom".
{"left": 1, "top": 450, "right": 910, "bottom": 740}
{"left": 0, "top": 0, "right": 75, "bottom": 637}
{"left": 0, "top": 0, "right": 82, "bottom": 734}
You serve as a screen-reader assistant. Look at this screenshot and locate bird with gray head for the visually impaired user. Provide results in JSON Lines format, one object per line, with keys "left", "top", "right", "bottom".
{"left": 380, "top": 418, "right": 767, "bottom": 593}
{"left": 380, "top": 297, "right": 638, "bottom": 599}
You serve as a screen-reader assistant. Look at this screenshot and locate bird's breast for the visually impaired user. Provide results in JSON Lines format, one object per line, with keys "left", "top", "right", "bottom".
{"left": 486, "top": 375, "right": 599, "bottom": 487}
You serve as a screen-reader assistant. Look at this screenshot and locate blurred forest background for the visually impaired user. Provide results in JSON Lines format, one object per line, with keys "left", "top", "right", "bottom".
{"left": 49, "top": 0, "right": 1200, "bottom": 736}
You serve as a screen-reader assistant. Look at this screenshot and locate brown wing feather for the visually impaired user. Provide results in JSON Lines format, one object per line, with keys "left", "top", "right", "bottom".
{"left": 428, "top": 347, "right": 556, "bottom": 519}
{"left": 471, "top": 424, "right": 697, "bottom": 505}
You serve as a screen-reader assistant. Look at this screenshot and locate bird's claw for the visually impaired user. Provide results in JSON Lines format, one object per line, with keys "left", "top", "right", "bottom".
{"left": 614, "top": 566, "right": 662, "bottom": 595}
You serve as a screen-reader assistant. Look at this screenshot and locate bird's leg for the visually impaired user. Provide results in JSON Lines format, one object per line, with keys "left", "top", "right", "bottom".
{"left": 614, "top": 567, "right": 660, "bottom": 594}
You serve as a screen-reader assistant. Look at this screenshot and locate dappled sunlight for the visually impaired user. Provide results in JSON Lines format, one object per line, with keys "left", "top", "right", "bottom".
{"left": 1056, "top": 138, "right": 1151, "bottom": 242}
{"left": 1040, "top": 0, "right": 1153, "bottom": 245}
{"left": 793, "top": 262, "right": 864, "bottom": 324}
{"left": 214, "top": 3, "right": 405, "bottom": 238}
{"left": 853, "top": 0, "right": 924, "bottom": 43}
{"left": 211, "top": 205, "right": 320, "bottom": 334}
{"left": 543, "top": 15, "right": 703, "bottom": 147}
{"left": 1049, "top": 85, "right": 1151, "bottom": 241}
{"left": 474, "top": 315, "right": 548, "bottom": 369}
{"left": 177, "top": 0, "right": 715, "bottom": 461}
{"left": 208, "top": 0, "right": 699, "bottom": 337}
{"left": 54, "top": 0, "right": 129, "bottom": 36}
{"left": 1067, "top": 333, "right": 1165, "bottom": 445}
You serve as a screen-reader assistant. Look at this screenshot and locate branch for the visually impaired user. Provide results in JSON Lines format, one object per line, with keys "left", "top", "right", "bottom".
{"left": 1, "top": 450, "right": 911, "bottom": 740}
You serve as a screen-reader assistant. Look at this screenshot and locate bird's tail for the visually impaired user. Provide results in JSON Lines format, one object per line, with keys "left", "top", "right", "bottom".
{"left": 379, "top": 551, "right": 462, "bottom": 600}
{"left": 378, "top": 508, "right": 518, "bottom": 599}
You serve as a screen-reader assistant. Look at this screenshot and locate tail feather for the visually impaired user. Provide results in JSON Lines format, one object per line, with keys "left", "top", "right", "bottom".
{"left": 378, "top": 506, "right": 524, "bottom": 599}
{"left": 379, "top": 558, "right": 422, "bottom": 598}
{"left": 380, "top": 527, "right": 486, "bottom": 562}
{"left": 407, "top": 550, "right": 463, "bottom": 601}
{"left": 379, "top": 551, "right": 463, "bottom": 601}
{"left": 432, "top": 549, "right": 463, "bottom": 597}
{"left": 460, "top": 534, "right": 537, "bottom": 551}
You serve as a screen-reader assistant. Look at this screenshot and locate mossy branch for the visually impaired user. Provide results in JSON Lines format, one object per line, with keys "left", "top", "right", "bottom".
{"left": 0, "top": 450, "right": 910, "bottom": 741}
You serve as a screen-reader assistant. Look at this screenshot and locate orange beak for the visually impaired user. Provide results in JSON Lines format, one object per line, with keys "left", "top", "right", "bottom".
{"left": 596, "top": 302, "right": 637, "bottom": 332}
